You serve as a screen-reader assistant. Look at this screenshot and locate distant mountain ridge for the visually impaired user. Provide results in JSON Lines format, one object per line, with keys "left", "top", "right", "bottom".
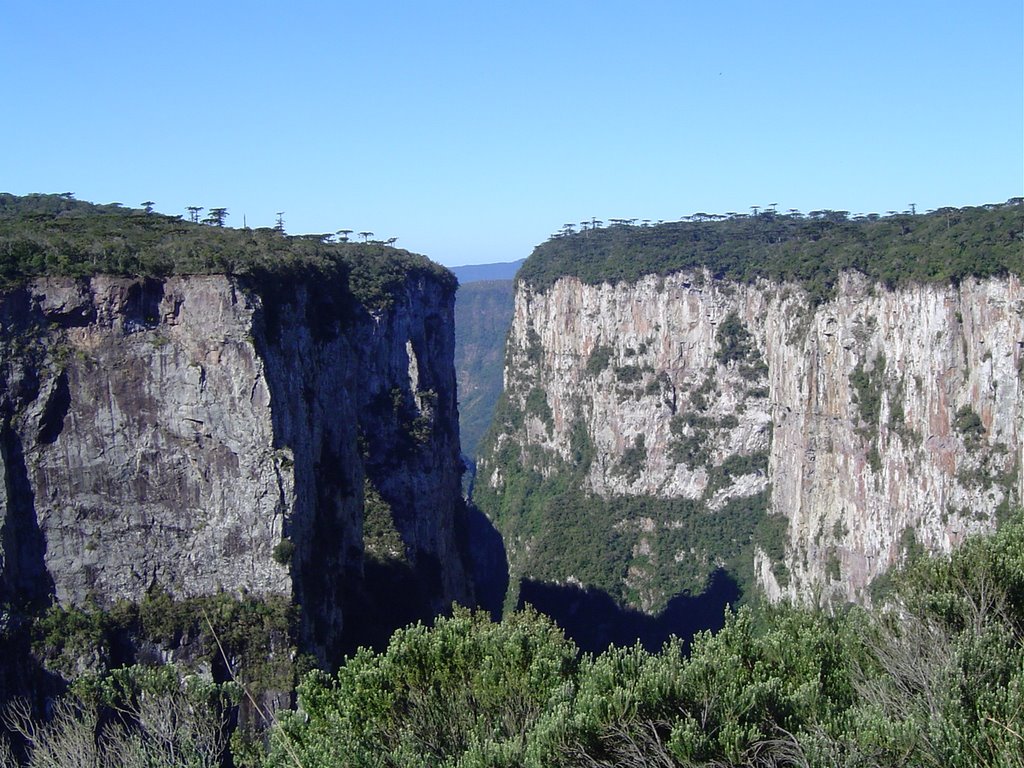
{"left": 452, "top": 259, "right": 525, "bottom": 284}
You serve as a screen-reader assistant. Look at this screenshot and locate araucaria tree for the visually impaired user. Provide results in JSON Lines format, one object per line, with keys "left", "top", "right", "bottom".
{"left": 204, "top": 208, "right": 228, "bottom": 227}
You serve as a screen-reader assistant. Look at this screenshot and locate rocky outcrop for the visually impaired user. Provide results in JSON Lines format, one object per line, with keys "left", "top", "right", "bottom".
{"left": 481, "top": 270, "right": 1023, "bottom": 608}
{"left": 0, "top": 272, "right": 470, "bottom": 661}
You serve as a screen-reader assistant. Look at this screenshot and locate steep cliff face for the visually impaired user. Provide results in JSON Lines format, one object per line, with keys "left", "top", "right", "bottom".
{"left": 0, "top": 271, "right": 470, "bottom": 660}
{"left": 479, "top": 270, "right": 1023, "bottom": 610}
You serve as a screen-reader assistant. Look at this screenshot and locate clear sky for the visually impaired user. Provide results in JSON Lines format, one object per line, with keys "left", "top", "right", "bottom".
{"left": 2, "top": 1, "right": 1021, "bottom": 267}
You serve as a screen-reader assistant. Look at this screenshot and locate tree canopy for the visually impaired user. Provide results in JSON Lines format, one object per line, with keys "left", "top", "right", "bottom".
{"left": 519, "top": 200, "right": 1024, "bottom": 303}
{"left": 0, "top": 194, "right": 453, "bottom": 309}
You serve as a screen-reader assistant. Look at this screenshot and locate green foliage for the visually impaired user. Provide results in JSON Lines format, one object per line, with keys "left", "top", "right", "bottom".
{"left": 612, "top": 435, "right": 647, "bottom": 482}
{"left": 31, "top": 591, "right": 297, "bottom": 692}
{"left": 657, "top": 606, "right": 855, "bottom": 765}
{"left": 4, "top": 664, "right": 237, "bottom": 768}
{"left": 524, "top": 387, "right": 554, "bottom": 430}
{"left": 518, "top": 201, "right": 1024, "bottom": 302}
{"left": 714, "top": 311, "right": 758, "bottom": 366}
{"left": 888, "top": 377, "right": 910, "bottom": 435}
{"left": 525, "top": 328, "right": 544, "bottom": 365}
{"left": 667, "top": 407, "right": 740, "bottom": 470}
{"left": 15, "top": 515, "right": 1024, "bottom": 767}
{"left": 584, "top": 344, "right": 613, "bottom": 376}
{"left": 849, "top": 353, "right": 886, "bottom": 426}
{"left": 668, "top": 428, "right": 711, "bottom": 468}
{"left": 688, "top": 374, "right": 716, "bottom": 410}
{"left": 266, "top": 607, "right": 577, "bottom": 768}
{"left": 373, "top": 385, "right": 438, "bottom": 455}
{"left": 363, "top": 478, "right": 406, "bottom": 562}
{"left": 0, "top": 193, "right": 452, "bottom": 310}
{"left": 840, "top": 512, "right": 1024, "bottom": 767}
{"left": 262, "top": 513, "right": 1024, "bottom": 767}
{"left": 478, "top": 355, "right": 776, "bottom": 611}
{"left": 755, "top": 513, "right": 791, "bottom": 586}
{"left": 826, "top": 551, "right": 842, "bottom": 581}
{"left": 408, "top": 390, "right": 437, "bottom": 445}
{"left": 705, "top": 450, "right": 769, "bottom": 495}
{"left": 613, "top": 363, "right": 642, "bottom": 383}
{"left": 849, "top": 353, "right": 887, "bottom": 470}
{"left": 954, "top": 404, "right": 986, "bottom": 448}
{"left": 271, "top": 538, "right": 295, "bottom": 566}
{"left": 30, "top": 601, "right": 122, "bottom": 674}
{"left": 899, "top": 525, "right": 926, "bottom": 563}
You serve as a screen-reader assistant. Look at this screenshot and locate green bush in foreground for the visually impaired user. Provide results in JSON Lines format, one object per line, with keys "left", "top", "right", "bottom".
{"left": 265, "top": 512, "right": 1024, "bottom": 768}
{"left": 8, "top": 513, "right": 1023, "bottom": 767}
{"left": 266, "top": 607, "right": 577, "bottom": 768}
{"left": 1, "top": 665, "right": 237, "bottom": 768}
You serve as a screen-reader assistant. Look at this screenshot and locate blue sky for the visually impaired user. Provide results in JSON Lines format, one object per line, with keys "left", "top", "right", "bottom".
{"left": 2, "top": 1, "right": 1021, "bottom": 267}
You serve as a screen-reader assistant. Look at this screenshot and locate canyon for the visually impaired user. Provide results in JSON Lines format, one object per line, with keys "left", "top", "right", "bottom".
{"left": 2, "top": 196, "right": 1022, "bottom": 696}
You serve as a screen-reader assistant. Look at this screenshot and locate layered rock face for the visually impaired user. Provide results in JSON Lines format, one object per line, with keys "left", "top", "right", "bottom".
{"left": 481, "top": 271, "right": 1023, "bottom": 607}
{"left": 0, "top": 272, "right": 469, "bottom": 658}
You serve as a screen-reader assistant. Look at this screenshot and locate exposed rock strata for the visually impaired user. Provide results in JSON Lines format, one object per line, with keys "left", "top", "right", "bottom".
{"left": 0, "top": 273, "right": 470, "bottom": 659}
{"left": 483, "top": 271, "right": 1023, "bottom": 606}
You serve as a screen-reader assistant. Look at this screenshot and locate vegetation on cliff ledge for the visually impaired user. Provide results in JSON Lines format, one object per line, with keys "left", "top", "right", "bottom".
{"left": 0, "top": 194, "right": 453, "bottom": 309}
{"left": 519, "top": 199, "right": 1024, "bottom": 302}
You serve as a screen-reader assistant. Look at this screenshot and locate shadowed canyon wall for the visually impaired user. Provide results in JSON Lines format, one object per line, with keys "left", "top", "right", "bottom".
{"left": 0, "top": 272, "right": 471, "bottom": 663}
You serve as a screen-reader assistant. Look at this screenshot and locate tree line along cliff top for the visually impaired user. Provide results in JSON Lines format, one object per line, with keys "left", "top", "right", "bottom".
{"left": 518, "top": 199, "right": 1024, "bottom": 302}
{"left": 0, "top": 193, "right": 455, "bottom": 309}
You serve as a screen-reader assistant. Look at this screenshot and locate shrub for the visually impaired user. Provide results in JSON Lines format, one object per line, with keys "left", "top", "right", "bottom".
{"left": 585, "top": 344, "right": 613, "bottom": 376}
{"left": 272, "top": 539, "right": 295, "bottom": 566}
{"left": 266, "top": 607, "right": 577, "bottom": 768}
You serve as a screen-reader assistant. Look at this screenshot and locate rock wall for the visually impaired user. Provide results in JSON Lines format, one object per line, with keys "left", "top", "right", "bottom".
{"left": 0, "top": 272, "right": 470, "bottom": 659}
{"left": 482, "top": 271, "right": 1023, "bottom": 607}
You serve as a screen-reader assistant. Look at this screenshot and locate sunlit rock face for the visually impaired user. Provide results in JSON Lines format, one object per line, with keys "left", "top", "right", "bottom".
{"left": 482, "top": 270, "right": 1023, "bottom": 608}
{"left": 0, "top": 272, "right": 470, "bottom": 659}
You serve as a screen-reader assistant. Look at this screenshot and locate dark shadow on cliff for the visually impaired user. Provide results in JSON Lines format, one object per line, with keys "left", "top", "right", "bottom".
{"left": 335, "top": 496, "right": 510, "bottom": 661}
{"left": 456, "top": 498, "right": 509, "bottom": 622}
{"left": 0, "top": 418, "right": 55, "bottom": 606}
{"left": 336, "top": 553, "right": 447, "bottom": 661}
{"left": 0, "top": 615, "right": 70, "bottom": 757}
{"left": 517, "top": 568, "right": 740, "bottom": 653}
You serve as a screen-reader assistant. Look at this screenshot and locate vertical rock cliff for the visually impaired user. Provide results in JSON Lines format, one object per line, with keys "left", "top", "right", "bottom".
{"left": 0, "top": 270, "right": 470, "bottom": 662}
{"left": 478, "top": 270, "right": 1023, "bottom": 611}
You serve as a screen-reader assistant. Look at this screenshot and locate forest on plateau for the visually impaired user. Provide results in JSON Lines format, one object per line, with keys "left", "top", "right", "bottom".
{"left": 4, "top": 515, "right": 1023, "bottom": 767}
{"left": 0, "top": 193, "right": 451, "bottom": 309}
{"left": 522, "top": 200, "right": 1024, "bottom": 301}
